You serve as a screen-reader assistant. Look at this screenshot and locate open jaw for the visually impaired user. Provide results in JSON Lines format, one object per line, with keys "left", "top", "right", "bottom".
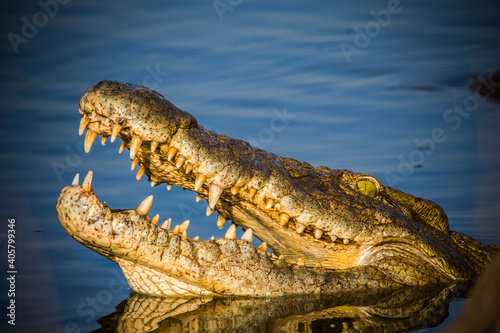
{"left": 56, "top": 80, "right": 498, "bottom": 297}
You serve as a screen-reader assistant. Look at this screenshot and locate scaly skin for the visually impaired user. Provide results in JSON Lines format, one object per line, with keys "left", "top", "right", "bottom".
{"left": 56, "top": 80, "right": 498, "bottom": 296}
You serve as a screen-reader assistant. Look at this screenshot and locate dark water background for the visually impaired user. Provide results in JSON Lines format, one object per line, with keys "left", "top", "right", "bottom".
{"left": 0, "top": 0, "right": 499, "bottom": 331}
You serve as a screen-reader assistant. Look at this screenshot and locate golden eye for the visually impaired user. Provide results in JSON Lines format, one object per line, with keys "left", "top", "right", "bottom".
{"left": 356, "top": 179, "right": 378, "bottom": 197}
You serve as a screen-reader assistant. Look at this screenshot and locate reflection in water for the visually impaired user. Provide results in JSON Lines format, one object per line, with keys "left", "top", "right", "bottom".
{"left": 93, "top": 284, "right": 467, "bottom": 332}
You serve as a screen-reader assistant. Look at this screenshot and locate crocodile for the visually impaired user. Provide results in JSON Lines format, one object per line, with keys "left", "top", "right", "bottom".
{"left": 56, "top": 80, "right": 498, "bottom": 297}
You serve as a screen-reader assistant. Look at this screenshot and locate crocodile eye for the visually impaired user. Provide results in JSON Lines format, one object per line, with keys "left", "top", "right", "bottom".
{"left": 356, "top": 179, "right": 378, "bottom": 197}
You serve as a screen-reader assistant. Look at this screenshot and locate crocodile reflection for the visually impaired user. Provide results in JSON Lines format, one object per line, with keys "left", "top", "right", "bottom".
{"left": 94, "top": 285, "right": 465, "bottom": 333}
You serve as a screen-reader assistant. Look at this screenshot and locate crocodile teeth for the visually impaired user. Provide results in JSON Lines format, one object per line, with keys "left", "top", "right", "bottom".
{"left": 136, "top": 165, "right": 146, "bottom": 180}
{"left": 296, "top": 258, "right": 305, "bottom": 266}
{"left": 224, "top": 224, "right": 236, "bottom": 240}
{"left": 216, "top": 214, "right": 227, "bottom": 229}
{"left": 230, "top": 186, "right": 240, "bottom": 195}
{"left": 181, "top": 230, "right": 188, "bottom": 240}
{"left": 206, "top": 206, "right": 214, "bottom": 216}
{"left": 241, "top": 228, "right": 253, "bottom": 242}
{"left": 150, "top": 141, "right": 158, "bottom": 153}
{"left": 84, "top": 129, "right": 98, "bottom": 153}
{"left": 329, "top": 234, "right": 337, "bottom": 242}
{"left": 266, "top": 198, "right": 274, "bottom": 210}
{"left": 172, "top": 225, "right": 180, "bottom": 235}
{"left": 257, "top": 242, "right": 268, "bottom": 252}
{"left": 79, "top": 116, "right": 90, "bottom": 136}
{"left": 129, "top": 135, "right": 143, "bottom": 160}
{"left": 279, "top": 213, "right": 290, "bottom": 226}
{"left": 150, "top": 181, "right": 158, "bottom": 187}
{"left": 72, "top": 173, "right": 80, "bottom": 186}
{"left": 167, "top": 184, "right": 172, "bottom": 191}
{"left": 192, "top": 236, "right": 199, "bottom": 242}
{"left": 278, "top": 255, "right": 286, "bottom": 261}
{"left": 175, "top": 155, "right": 186, "bottom": 168}
{"left": 248, "top": 188, "right": 257, "bottom": 199}
{"left": 210, "top": 236, "right": 215, "bottom": 241}
{"left": 82, "top": 171, "right": 93, "bottom": 192}
{"left": 136, "top": 195, "right": 153, "bottom": 215}
{"left": 208, "top": 184, "right": 223, "bottom": 210}
{"left": 296, "top": 222, "right": 306, "bottom": 234}
{"left": 151, "top": 214, "right": 159, "bottom": 225}
{"left": 185, "top": 163, "right": 193, "bottom": 174}
{"left": 131, "top": 159, "right": 139, "bottom": 170}
{"left": 179, "top": 220, "right": 190, "bottom": 233}
{"left": 119, "top": 141, "right": 126, "bottom": 153}
{"left": 111, "top": 124, "right": 122, "bottom": 143}
{"left": 196, "top": 195, "right": 202, "bottom": 202}
{"left": 161, "top": 218, "right": 172, "bottom": 231}
{"left": 343, "top": 238, "right": 350, "bottom": 245}
{"left": 314, "top": 229, "right": 323, "bottom": 239}
{"left": 194, "top": 174, "right": 206, "bottom": 192}
{"left": 101, "top": 136, "right": 108, "bottom": 146}
{"left": 167, "top": 147, "right": 177, "bottom": 161}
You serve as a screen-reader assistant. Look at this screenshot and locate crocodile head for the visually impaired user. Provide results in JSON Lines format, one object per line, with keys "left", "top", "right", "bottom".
{"left": 56, "top": 80, "right": 497, "bottom": 296}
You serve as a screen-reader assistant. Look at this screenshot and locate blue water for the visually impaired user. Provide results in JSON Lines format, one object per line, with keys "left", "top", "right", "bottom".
{"left": 1, "top": 0, "right": 500, "bottom": 331}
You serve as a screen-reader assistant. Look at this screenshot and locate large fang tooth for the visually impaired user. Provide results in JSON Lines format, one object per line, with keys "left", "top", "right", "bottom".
{"left": 296, "top": 222, "right": 306, "bottom": 234}
{"left": 150, "top": 141, "right": 158, "bottom": 153}
{"left": 248, "top": 188, "right": 257, "bottom": 199}
{"left": 72, "top": 173, "right": 80, "bottom": 186}
{"left": 314, "top": 229, "right": 323, "bottom": 239}
{"left": 79, "top": 117, "right": 90, "bottom": 136}
{"left": 167, "top": 147, "right": 177, "bottom": 161}
{"left": 82, "top": 171, "right": 93, "bottom": 192}
{"left": 279, "top": 213, "right": 290, "bottom": 226}
{"left": 137, "top": 195, "right": 153, "bottom": 215}
{"left": 172, "top": 225, "right": 180, "bottom": 235}
{"left": 266, "top": 198, "right": 275, "bottom": 210}
{"left": 101, "top": 136, "right": 108, "bottom": 146}
{"left": 129, "top": 135, "right": 143, "bottom": 160}
{"left": 241, "top": 228, "right": 253, "bottom": 242}
{"left": 208, "top": 184, "right": 223, "bottom": 210}
{"left": 151, "top": 214, "right": 159, "bottom": 225}
{"left": 257, "top": 242, "right": 268, "bottom": 252}
{"left": 119, "top": 141, "right": 126, "bottom": 153}
{"left": 196, "top": 194, "right": 202, "bottom": 202}
{"left": 84, "top": 129, "right": 98, "bottom": 153}
{"left": 206, "top": 206, "right": 214, "bottom": 216}
{"left": 175, "top": 155, "right": 186, "bottom": 168}
{"left": 194, "top": 174, "right": 206, "bottom": 192}
{"left": 216, "top": 214, "right": 227, "bottom": 229}
{"left": 161, "top": 218, "right": 172, "bottom": 231}
{"left": 131, "top": 159, "right": 139, "bottom": 170}
{"left": 111, "top": 124, "right": 122, "bottom": 143}
{"left": 224, "top": 224, "right": 236, "bottom": 240}
{"left": 296, "top": 258, "right": 305, "bottom": 266}
{"left": 136, "top": 165, "right": 146, "bottom": 180}
{"left": 179, "top": 220, "right": 190, "bottom": 233}
{"left": 185, "top": 163, "right": 193, "bottom": 174}
{"left": 230, "top": 186, "right": 240, "bottom": 195}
